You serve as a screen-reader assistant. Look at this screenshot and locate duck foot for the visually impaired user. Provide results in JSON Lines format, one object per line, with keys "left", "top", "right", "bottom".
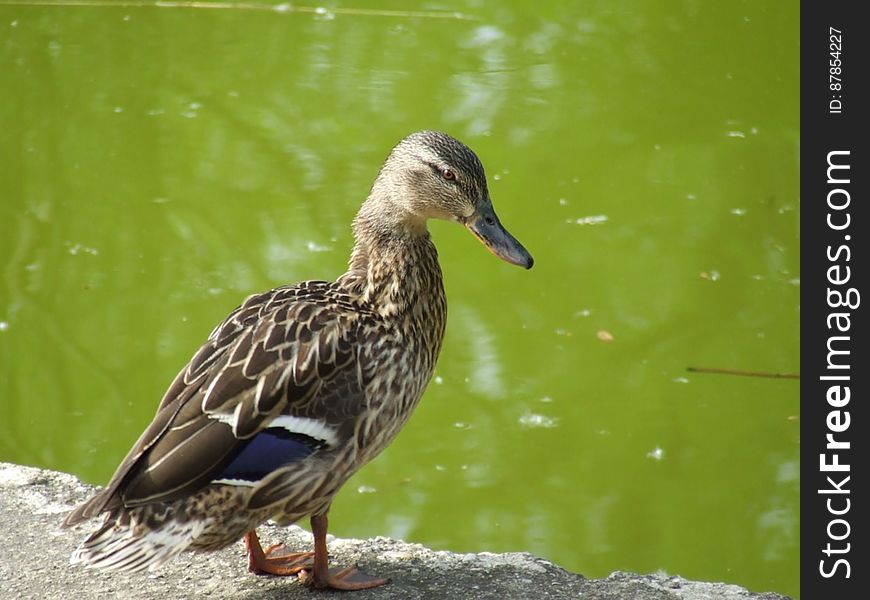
{"left": 298, "top": 565, "right": 390, "bottom": 591}
{"left": 300, "top": 513, "right": 390, "bottom": 591}
{"left": 244, "top": 530, "right": 313, "bottom": 576}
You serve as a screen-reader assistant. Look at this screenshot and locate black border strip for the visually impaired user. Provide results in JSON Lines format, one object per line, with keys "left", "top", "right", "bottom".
{"left": 801, "top": 3, "right": 867, "bottom": 598}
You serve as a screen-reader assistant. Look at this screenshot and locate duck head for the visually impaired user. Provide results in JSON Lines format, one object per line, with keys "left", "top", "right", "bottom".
{"left": 368, "top": 131, "right": 533, "bottom": 269}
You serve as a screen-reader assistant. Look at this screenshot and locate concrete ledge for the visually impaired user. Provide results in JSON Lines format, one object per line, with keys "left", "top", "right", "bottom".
{"left": 0, "top": 462, "right": 790, "bottom": 599}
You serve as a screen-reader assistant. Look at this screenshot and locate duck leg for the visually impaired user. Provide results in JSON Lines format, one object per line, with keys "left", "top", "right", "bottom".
{"left": 297, "top": 513, "right": 390, "bottom": 590}
{"left": 244, "top": 530, "right": 314, "bottom": 576}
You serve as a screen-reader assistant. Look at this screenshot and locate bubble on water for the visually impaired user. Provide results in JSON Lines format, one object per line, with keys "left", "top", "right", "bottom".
{"left": 646, "top": 447, "right": 665, "bottom": 461}
{"left": 180, "top": 102, "right": 202, "bottom": 119}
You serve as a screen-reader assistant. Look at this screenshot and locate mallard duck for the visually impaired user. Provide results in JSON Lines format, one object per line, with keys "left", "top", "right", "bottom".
{"left": 62, "top": 130, "right": 533, "bottom": 590}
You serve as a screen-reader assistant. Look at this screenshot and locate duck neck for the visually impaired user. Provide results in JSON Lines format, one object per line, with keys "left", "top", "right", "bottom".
{"left": 340, "top": 196, "right": 445, "bottom": 321}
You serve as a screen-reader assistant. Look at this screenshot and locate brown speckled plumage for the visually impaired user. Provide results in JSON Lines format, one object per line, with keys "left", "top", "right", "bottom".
{"left": 63, "top": 131, "right": 532, "bottom": 588}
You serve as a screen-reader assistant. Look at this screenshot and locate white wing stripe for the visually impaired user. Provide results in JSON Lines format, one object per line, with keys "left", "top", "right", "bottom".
{"left": 269, "top": 415, "right": 338, "bottom": 446}
{"left": 206, "top": 413, "right": 338, "bottom": 447}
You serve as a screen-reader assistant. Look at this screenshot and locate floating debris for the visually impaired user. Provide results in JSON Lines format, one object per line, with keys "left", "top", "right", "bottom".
{"left": 699, "top": 270, "right": 720, "bottom": 281}
{"left": 568, "top": 214, "right": 608, "bottom": 225}
{"left": 67, "top": 243, "right": 98, "bottom": 256}
{"left": 306, "top": 241, "right": 331, "bottom": 253}
{"left": 596, "top": 330, "right": 614, "bottom": 342}
{"left": 518, "top": 413, "right": 558, "bottom": 429}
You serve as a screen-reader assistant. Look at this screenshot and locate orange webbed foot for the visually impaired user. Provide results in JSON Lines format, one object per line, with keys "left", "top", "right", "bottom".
{"left": 298, "top": 564, "right": 390, "bottom": 591}
{"left": 244, "top": 530, "right": 314, "bottom": 576}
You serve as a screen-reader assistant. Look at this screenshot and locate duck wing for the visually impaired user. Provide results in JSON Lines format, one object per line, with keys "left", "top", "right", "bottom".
{"left": 63, "top": 282, "right": 371, "bottom": 526}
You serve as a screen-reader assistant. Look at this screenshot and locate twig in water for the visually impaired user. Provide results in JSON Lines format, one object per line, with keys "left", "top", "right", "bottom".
{"left": 687, "top": 366, "right": 800, "bottom": 380}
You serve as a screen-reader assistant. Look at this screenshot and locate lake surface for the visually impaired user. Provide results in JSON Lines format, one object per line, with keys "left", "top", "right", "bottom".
{"left": 0, "top": 1, "right": 799, "bottom": 597}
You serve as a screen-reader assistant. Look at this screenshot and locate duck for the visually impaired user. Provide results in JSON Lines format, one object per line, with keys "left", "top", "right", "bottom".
{"left": 62, "top": 130, "right": 533, "bottom": 590}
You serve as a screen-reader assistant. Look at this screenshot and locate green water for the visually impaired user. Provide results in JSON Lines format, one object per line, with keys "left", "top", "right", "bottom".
{"left": 1, "top": 1, "right": 799, "bottom": 597}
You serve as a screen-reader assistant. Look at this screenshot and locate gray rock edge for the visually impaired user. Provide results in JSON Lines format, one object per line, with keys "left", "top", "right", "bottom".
{"left": 0, "top": 462, "right": 791, "bottom": 599}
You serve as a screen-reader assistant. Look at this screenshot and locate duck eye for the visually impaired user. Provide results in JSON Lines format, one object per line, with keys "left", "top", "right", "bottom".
{"left": 441, "top": 168, "right": 456, "bottom": 181}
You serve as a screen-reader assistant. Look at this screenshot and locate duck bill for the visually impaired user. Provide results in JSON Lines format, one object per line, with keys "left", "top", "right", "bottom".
{"left": 465, "top": 200, "right": 534, "bottom": 269}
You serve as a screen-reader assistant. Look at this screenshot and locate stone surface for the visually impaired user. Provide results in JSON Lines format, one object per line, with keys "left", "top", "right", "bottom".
{"left": 0, "top": 462, "right": 791, "bottom": 599}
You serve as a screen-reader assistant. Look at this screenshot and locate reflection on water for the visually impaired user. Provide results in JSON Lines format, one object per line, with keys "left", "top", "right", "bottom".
{"left": 1, "top": 1, "right": 798, "bottom": 597}
{"left": 454, "top": 304, "right": 505, "bottom": 398}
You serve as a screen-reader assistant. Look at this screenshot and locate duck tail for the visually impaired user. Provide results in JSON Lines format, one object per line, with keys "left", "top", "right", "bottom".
{"left": 70, "top": 512, "right": 206, "bottom": 573}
